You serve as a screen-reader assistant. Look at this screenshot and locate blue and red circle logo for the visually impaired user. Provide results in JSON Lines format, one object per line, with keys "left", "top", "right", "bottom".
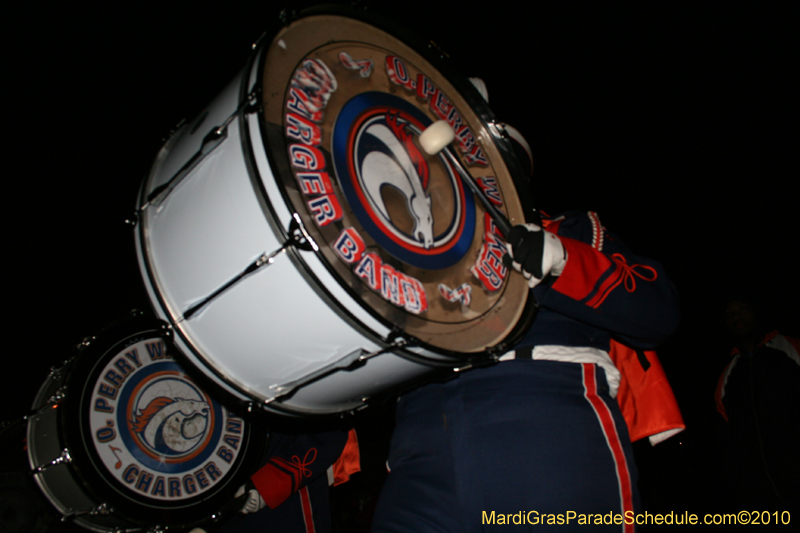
{"left": 116, "top": 361, "right": 223, "bottom": 473}
{"left": 89, "top": 339, "right": 246, "bottom": 502}
{"left": 332, "top": 92, "right": 475, "bottom": 270}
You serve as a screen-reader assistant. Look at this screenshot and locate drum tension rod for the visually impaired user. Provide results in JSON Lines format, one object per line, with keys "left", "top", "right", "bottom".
{"left": 142, "top": 127, "right": 228, "bottom": 210}
{"left": 32, "top": 448, "right": 72, "bottom": 474}
{"left": 265, "top": 339, "right": 409, "bottom": 404}
{"left": 180, "top": 214, "right": 314, "bottom": 321}
{"left": 140, "top": 90, "right": 261, "bottom": 211}
{"left": 60, "top": 503, "right": 113, "bottom": 522}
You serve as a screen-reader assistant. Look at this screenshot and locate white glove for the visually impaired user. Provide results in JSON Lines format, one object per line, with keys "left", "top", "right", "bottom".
{"left": 503, "top": 223, "right": 566, "bottom": 288}
{"left": 235, "top": 483, "right": 266, "bottom": 514}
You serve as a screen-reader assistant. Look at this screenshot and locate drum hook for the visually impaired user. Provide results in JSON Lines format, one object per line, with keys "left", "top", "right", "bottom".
{"left": 287, "top": 212, "right": 317, "bottom": 252}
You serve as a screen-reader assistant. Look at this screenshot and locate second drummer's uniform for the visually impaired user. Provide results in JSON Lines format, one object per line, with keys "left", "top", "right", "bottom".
{"left": 371, "top": 211, "right": 681, "bottom": 532}
{"left": 220, "top": 429, "right": 360, "bottom": 533}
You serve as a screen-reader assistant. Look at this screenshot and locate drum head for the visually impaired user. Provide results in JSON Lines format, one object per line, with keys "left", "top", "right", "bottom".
{"left": 59, "top": 316, "right": 267, "bottom": 528}
{"left": 258, "top": 9, "right": 536, "bottom": 355}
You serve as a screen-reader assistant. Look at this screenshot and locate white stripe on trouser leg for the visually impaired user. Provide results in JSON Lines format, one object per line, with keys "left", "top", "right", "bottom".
{"left": 299, "top": 486, "right": 316, "bottom": 533}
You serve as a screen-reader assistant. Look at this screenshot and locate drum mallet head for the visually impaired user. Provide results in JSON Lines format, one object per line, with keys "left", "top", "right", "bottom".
{"left": 419, "top": 120, "right": 456, "bottom": 155}
{"left": 419, "top": 120, "right": 512, "bottom": 236}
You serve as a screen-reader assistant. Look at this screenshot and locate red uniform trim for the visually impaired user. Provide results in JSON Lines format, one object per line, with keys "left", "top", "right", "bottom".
{"left": 553, "top": 237, "right": 616, "bottom": 303}
{"left": 251, "top": 462, "right": 294, "bottom": 509}
{"left": 331, "top": 428, "right": 361, "bottom": 486}
{"left": 542, "top": 216, "right": 563, "bottom": 235}
{"left": 582, "top": 364, "right": 634, "bottom": 533}
{"left": 251, "top": 448, "right": 317, "bottom": 509}
{"left": 609, "top": 341, "right": 685, "bottom": 442}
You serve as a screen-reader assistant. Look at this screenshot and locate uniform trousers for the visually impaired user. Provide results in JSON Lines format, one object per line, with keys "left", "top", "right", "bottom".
{"left": 371, "top": 360, "right": 638, "bottom": 532}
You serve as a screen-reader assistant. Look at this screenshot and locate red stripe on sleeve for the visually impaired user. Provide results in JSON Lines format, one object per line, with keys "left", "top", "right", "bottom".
{"left": 585, "top": 268, "right": 624, "bottom": 309}
{"left": 251, "top": 463, "right": 295, "bottom": 509}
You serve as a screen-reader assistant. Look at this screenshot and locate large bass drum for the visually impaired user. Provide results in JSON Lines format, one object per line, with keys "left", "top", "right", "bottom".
{"left": 26, "top": 314, "right": 268, "bottom": 532}
{"left": 135, "top": 6, "right": 537, "bottom": 416}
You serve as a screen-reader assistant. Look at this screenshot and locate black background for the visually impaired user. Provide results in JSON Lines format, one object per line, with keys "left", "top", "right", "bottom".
{"left": 3, "top": 0, "right": 797, "bottom": 528}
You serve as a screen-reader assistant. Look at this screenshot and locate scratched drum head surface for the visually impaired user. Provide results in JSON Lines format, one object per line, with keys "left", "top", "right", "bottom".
{"left": 62, "top": 318, "right": 267, "bottom": 523}
{"left": 259, "top": 12, "right": 534, "bottom": 354}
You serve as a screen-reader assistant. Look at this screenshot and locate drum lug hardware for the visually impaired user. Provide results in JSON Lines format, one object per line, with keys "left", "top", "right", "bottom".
{"left": 288, "top": 213, "right": 317, "bottom": 252}
{"left": 43, "top": 384, "right": 68, "bottom": 407}
{"left": 77, "top": 336, "right": 95, "bottom": 349}
{"left": 158, "top": 320, "right": 173, "bottom": 338}
{"left": 487, "top": 120, "right": 506, "bottom": 140}
{"left": 48, "top": 362, "right": 65, "bottom": 380}
{"left": 63, "top": 502, "right": 113, "bottom": 520}
{"left": 359, "top": 340, "right": 407, "bottom": 363}
{"left": 42, "top": 357, "right": 70, "bottom": 381}
{"left": 33, "top": 448, "right": 72, "bottom": 473}
{"left": 385, "top": 329, "right": 412, "bottom": 351}
{"left": 244, "top": 88, "right": 262, "bottom": 114}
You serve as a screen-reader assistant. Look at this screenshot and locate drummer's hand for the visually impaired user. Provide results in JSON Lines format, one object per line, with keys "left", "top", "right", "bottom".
{"left": 503, "top": 224, "right": 566, "bottom": 288}
{"left": 235, "top": 483, "right": 266, "bottom": 514}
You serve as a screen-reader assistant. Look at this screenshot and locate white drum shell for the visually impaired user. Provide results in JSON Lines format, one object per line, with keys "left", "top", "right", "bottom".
{"left": 136, "top": 52, "right": 450, "bottom": 415}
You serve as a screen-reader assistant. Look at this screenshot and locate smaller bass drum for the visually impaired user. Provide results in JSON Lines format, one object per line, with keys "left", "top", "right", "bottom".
{"left": 26, "top": 314, "right": 268, "bottom": 532}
